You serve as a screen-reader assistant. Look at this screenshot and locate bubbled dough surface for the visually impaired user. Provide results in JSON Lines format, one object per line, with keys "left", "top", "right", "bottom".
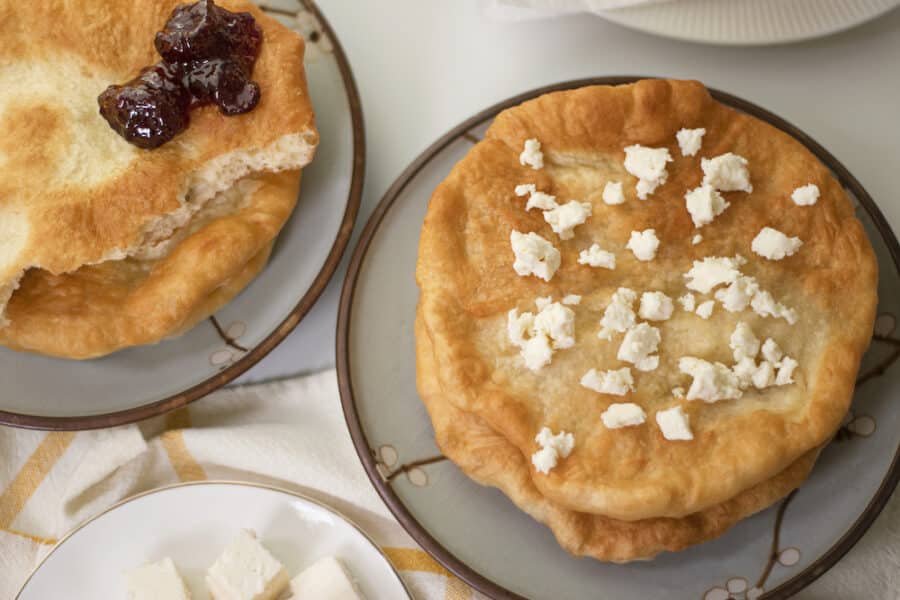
{"left": 415, "top": 80, "right": 877, "bottom": 520}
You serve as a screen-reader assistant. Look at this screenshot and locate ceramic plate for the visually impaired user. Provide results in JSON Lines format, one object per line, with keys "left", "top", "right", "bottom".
{"left": 16, "top": 481, "right": 410, "bottom": 599}
{"left": 0, "top": 0, "right": 363, "bottom": 430}
{"left": 338, "top": 77, "right": 900, "bottom": 599}
{"left": 600, "top": 0, "right": 900, "bottom": 46}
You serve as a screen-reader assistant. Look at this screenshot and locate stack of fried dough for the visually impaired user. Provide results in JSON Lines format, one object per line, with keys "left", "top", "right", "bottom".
{"left": 415, "top": 80, "right": 877, "bottom": 561}
{"left": 0, "top": 0, "right": 318, "bottom": 359}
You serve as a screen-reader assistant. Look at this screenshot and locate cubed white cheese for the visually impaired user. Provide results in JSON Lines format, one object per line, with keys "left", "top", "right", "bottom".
{"left": 676, "top": 128, "right": 706, "bottom": 157}
{"left": 656, "top": 405, "right": 693, "bottom": 440}
{"left": 729, "top": 321, "right": 760, "bottom": 362}
{"left": 752, "top": 227, "right": 803, "bottom": 261}
{"left": 776, "top": 356, "right": 798, "bottom": 385}
{"left": 562, "top": 294, "right": 582, "bottom": 305}
{"left": 626, "top": 229, "right": 660, "bottom": 262}
{"left": 791, "top": 184, "right": 820, "bottom": 206}
{"left": 685, "top": 185, "right": 730, "bottom": 228}
{"left": 639, "top": 291, "right": 674, "bottom": 321}
{"left": 701, "top": 153, "right": 752, "bottom": 193}
{"left": 510, "top": 230, "right": 560, "bottom": 282}
{"left": 520, "top": 138, "right": 544, "bottom": 170}
{"left": 752, "top": 291, "right": 798, "bottom": 324}
{"left": 678, "top": 293, "right": 697, "bottom": 312}
{"left": 544, "top": 201, "right": 592, "bottom": 240}
{"left": 602, "top": 181, "right": 626, "bottom": 205}
{"left": 692, "top": 234, "right": 703, "bottom": 245}
{"left": 532, "top": 427, "right": 574, "bottom": 474}
{"left": 206, "top": 530, "right": 289, "bottom": 600}
{"left": 715, "top": 276, "right": 760, "bottom": 313}
{"left": 598, "top": 287, "right": 637, "bottom": 340}
{"left": 624, "top": 145, "right": 673, "bottom": 199}
{"left": 752, "top": 361, "right": 776, "bottom": 389}
{"left": 679, "top": 357, "right": 743, "bottom": 403}
{"left": 617, "top": 323, "right": 661, "bottom": 372}
{"left": 578, "top": 244, "right": 616, "bottom": 269}
{"left": 126, "top": 557, "right": 191, "bottom": 600}
{"left": 288, "top": 557, "right": 363, "bottom": 600}
{"left": 581, "top": 367, "right": 634, "bottom": 396}
{"left": 601, "top": 403, "right": 647, "bottom": 429}
{"left": 695, "top": 300, "right": 715, "bottom": 320}
{"left": 684, "top": 255, "right": 746, "bottom": 294}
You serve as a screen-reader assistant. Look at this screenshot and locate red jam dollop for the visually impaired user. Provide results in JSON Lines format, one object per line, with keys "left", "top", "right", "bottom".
{"left": 98, "top": 0, "right": 262, "bottom": 149}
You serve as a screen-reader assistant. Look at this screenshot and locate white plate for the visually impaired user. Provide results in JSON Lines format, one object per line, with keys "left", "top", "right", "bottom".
{"left": 16, "top": 482, "right": 411, "bottom": 600}
{"left": 600, "top": 0, "right": 900, "bottom": 45}
{"left": 0, "top": 0, "right": 363, "bottom": 430}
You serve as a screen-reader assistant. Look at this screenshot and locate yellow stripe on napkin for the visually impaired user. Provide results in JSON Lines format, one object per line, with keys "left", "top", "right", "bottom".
{"left": 0, "top": 432, "right": 75, "bottom": 528}
{"left": 161, "top": 408, "right": 207, "bottom": 483}
{"left": 383, "top": 547, "right": 473, "bottom": 599}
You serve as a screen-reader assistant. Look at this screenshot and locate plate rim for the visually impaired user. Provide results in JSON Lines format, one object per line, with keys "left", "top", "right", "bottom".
{"left": 15, "top": 479, "right": 413, "bottom": 600}
{"left": 0, "top": 0, "right": 365, "bottom": 431}
{"left": 336, "top": 75, "right": 900, "bottom": 600}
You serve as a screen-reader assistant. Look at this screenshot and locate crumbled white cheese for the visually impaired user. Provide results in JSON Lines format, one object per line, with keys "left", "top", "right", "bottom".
{"left": 701, "top": 153, "right": 752, "bottom": 193}
{"left": 624, "top": 145, "right": 673, "bottom": 199}
{"left": 792, "top": 184, "right": 820, "bottom": 206}
{"left": 761, "top": 338, "right": 784, "bottom": 365}
{"left": 715, "top": 276, "right": 760, "bottom": 313}
{"left": 617, "top": 322, "right": 661, "bottom": 372}
{"left": 733, "top": 356, "right": 758, "bottom": 389}
{"left": 562, "top": 294, "right": 582, "bottom": 305}
{"left": 672, "top": 386, "right": 685, "bottom": 399}
{"left": 775, "top": 356, "right": 798, "bottom": 385}
{"left": 639, "top": 291, "right": 674, "bottom": 321}
{"left": 752, "top": 361, "right": 776, "bottom": 389}
{"left": 601, "top": 403, "right": 647, "bottom": 429}
{"left": 684, "top": 255, "right": 746, "bottom": 294}
{"left": 627, "top": 229, "right": 660, "bottom": 262}
{"left": 676, "top": 128, "right": 706, "bottom": 157}
{"left": 685, "top": 185, "right": 730, "bottom": 228}
{"left": 752, "top": 227, "right": 803, "bottom": 261}
{"left": 578, "top": 244, "right": 616, "bottom": 269}
{"left": 515, "top": 184, "right": 536, "bottom": 197}
{"left": 656, "top": 405, "right": 693, "bottom": 440}
{"left": 598, "top": 287, "right": 637, "bottom": 340}
{"left": 510, "top": 230, "right": 560, "bottom": 281}
{"left": 532, "top": 427, "right": 574, "bottom": 474}
{"left": 527, "top": 191, "right": 558, "bottom": 212}
{"left": 730, "top": 322, "right": 761, "bottom": 362}
{"left": 602, "top": 181, "right": 626, "bottom": 205}
{"left": 695, "top": 300, "right": 715, "bottom": 319}
{"left": 533, "top": 302, "right": 576, "bottom": 349}
{"left": 507, "top": 308, "right": 534, "bottom": 347}
{"left": 679, "top": 357, "right": 743, "bottom": 403}
{"left": 535, "top": 296, "right": 553, "bottom": 311}
{"left": 507, "top": 300, "right": 576, "bottom": 371}
{"left": 678, "top": 293, "right": 697, "bottom": 312}
{"left": 692, "top": 234, "right": 703, "bottom": 245}
{"left": 581, "top": 367, "right": 634, "bottom": 396}
{"left": 520, "top": 138, "right": 544, "bottom": 170}
{"left": 544, "top": 201, "right": 592, "bottom": 240}
{"left": 521, "top": 334, "right": 553, "bottom": 372}
{"left": 751, "top": 290, "right": 798, "bottom": 324}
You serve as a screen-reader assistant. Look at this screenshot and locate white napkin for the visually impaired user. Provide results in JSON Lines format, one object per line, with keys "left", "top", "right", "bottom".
{"left": 484, "top": 0, "right": 675, "bottom": 20}
{"left": 0, "top": 369, "right": 896, "bottom": 599}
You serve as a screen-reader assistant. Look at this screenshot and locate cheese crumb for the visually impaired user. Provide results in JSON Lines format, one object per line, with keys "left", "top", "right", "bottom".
{"left": 776, "top": 356, "right": 798, "bottom": 385}
{"left": 544, "top": 201, "right": 592, "bottom": 240}
{"left": 792, "top": 184, "right": 820, "bottom": 206}
{"left": 678, "top": 293, "right": 696, "bottom": 312}
{"left": 733, "top": 357, "right": 757, "bottom": 389}
{"left": 692, "top": 234, "right": 703, "bottom": 245}
{"left": 601, "top": 403, "right": 647, "bottom": 429}
{"left": 532, "top": 427, "right": 574, "bottom": 474}
{"left": 617, "top": 322, "right": 661, "bottom": 372}
{"left": 701, "top": 153, "right": 753, "bottom": 193}
{"left": 598, "top": 287, "right": 637, "bottom": 340}
{"left": 533, "top": 302, "right": 576, "bottom": 349}
{"left": 752, "top": 361, "right": 776, "bottom": 389}
{"left": 562, "top": 294, "right": 582, "bottom": 305}
{"left": 684, "top": 255, "right": 746, "bottom": 294}
{"left": 578, "top": 244, "right": 616, "bottom": 269}
{"left": 624, "top": 145, "right": 673, "bottom": 199}
{"left": 507, "top": 300, "right": 576, "bottom": 371}
{"left": 511, "top": 230, "right": 560, "bottom": 281}
{"left": 520, "top": 138, "right": 544, "bottom": 170}
{"left": 676, "top": 128, "right": 706, "bottom": 157}
{"left": 535, "top": 296, "right": 553, "bottom": 311}
{"left": 730, "top": 322, "right": 761, "bottom": 362}
{"left": 639, "top": 291, "right": 674, "bottom": 321}
{"left": 581, "top": 367, "right": 634, "bottom": 396}
{"left": 627, "top": 229, "right": 660, "bottom": 261}
{"left": 715, "top": 276, "right": 760, "bottom": 313}
{"left": 752, "top": 227, "right": 803, "bottom": 260}
{"left": 685, "top": 185, "right": 730, "bottom": 228}
{"left": 761, "top": 338, "right": 784, "bottom": 365}
{"left": 515, "top": 184, "right": 536, "bottom": 197}
{"left": 602, "top": 181, "right": 626, "bottom": 205}
{"left": 695, "top": 300, "right": 715, "bottom": 319}
{"left": 656, "top": 405, "right": 693, "bottom": 440}
{"left": 752, "top": 290, "right": 798, "bottom": 324}
{"left": 527, "top": 191, "right": 558, "bottom": 212}
{"left": 679, "top": 357, "right": 743, "bottom": 403}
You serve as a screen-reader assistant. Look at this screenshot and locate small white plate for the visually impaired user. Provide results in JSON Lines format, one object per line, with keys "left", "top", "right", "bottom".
{"left": 16, "top": 482, "right": 411, "bottom": 600}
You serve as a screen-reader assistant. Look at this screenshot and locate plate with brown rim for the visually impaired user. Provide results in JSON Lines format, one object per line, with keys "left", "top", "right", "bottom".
{"left": 337, "top": 77, "right": 900, "bottom": 599}
{"left": 0, "top": 0, "right": 363, "bottom": 430}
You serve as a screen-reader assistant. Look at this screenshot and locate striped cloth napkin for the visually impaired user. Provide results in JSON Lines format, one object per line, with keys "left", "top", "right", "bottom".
{"left": 0, "top": 370, "right": 484, "bottom": 599}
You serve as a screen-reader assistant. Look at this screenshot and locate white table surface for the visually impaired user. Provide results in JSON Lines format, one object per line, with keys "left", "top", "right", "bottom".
{"left": 235, "top": 2, "right": 900, "bottom": 597}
